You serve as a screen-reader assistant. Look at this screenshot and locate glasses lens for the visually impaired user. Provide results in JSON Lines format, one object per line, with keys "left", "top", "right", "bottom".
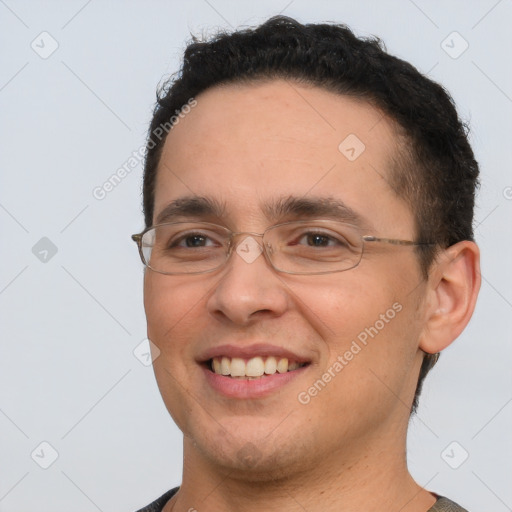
{"left": 141, "top": 223, "right": 229, "bottom": 274}
{"left": 137, "top": 220, "right": 364, "bottom": 275}
{"left": 267, "top": 221, "right": 363, "bottom": 274}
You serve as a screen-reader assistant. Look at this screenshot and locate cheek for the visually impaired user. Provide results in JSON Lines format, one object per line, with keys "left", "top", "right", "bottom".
{"left": 143, "top": 273, "right": 213, "bottom": 396}
{"left": 143, "top": 272, "right": 209, "bottom": 342}
{"left": 286, "top": 274, "right": 386, "bottom": 349}
{"left": 143, "top": 273, "right": 212, "bottom": 430}
{"left": 294, "top": 271, "right": 422, "bottom": 408}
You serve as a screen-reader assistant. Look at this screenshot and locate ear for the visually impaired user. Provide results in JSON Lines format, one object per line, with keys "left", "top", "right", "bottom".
{"left": 419, "top": 241, "right": 481, "bottom": 354}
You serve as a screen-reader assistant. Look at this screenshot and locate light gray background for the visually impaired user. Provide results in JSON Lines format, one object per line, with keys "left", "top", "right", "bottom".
{"left": 1, "top": 1, "right": 511, "bottom": 511}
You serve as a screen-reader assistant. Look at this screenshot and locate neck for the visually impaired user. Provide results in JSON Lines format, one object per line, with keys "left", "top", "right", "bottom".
{"left": 167, "top": 431, "right": 436, "bottom": 512}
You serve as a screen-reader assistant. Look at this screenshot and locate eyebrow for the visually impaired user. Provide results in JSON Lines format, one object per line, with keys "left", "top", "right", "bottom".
{"left": 154, "top": 195, "right": 370, "bottom": 229}
{"left": 155, "top": 196, "right": 226, "bottom": 225}
{"left": 262, "top": 195, "right": 369, "bottom": 228}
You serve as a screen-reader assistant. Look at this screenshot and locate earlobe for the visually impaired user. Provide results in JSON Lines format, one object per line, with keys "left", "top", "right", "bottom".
{"left": 419, "top": 241, "right": 481, "bottom": 354}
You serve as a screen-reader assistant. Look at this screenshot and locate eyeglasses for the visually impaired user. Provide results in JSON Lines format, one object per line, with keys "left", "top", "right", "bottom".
{"left": 131, "top": 220, "right": 433, "bottom": 276}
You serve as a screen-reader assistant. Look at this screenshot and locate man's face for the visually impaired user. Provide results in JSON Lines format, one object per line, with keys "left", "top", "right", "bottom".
{"left": 144, "top": 80, "right": 428, "bottom": 478}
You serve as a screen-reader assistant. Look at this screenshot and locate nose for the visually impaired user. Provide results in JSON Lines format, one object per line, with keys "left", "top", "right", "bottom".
{"left": 206, "top": 234, "right": 289, "bottom": 326}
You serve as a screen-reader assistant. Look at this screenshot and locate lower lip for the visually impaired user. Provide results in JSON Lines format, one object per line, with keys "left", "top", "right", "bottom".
{"left": 202, "top": 365, "right": 308, "bottom": 399}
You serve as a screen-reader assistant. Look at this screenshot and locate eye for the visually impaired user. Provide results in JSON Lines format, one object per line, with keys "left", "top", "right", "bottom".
{"left": 172, "top": 232, "right": 219, "bottom": 248}
{"left": 295, "top": 231, "right": 348, "bottom": 248}
{"left": 302, "top": 233, "right": 336, "bottom": 247}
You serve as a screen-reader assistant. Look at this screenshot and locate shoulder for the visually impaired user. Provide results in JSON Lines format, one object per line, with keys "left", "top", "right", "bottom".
{"left": 134, "top": 489, "right": 468, "bottom": 512}
{"left": 429, "top": 495, "right": 469, "bottom": 512}
{"left": 134, "top": 487, "right": 179, "bottom": 512}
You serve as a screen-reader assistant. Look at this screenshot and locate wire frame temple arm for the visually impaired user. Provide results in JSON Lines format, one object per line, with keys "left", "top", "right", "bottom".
{"left": 362, "top": 236, "right": 434, "bottom": 246}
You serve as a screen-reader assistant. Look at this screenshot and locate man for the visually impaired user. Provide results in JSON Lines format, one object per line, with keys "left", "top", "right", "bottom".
{"left": 131, "top": 16, "right": 480, "bottom": 512}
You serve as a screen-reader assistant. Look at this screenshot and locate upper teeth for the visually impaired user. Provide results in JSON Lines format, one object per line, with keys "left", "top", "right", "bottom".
{"left": 211, "top": 356, "right": 301, "bottom": 378}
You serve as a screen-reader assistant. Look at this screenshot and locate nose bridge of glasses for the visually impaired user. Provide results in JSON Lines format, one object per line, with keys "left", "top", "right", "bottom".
{"left": 227, "top": 231, "right": 267, "bottom": 263}
{"left": 228, "top": 230, "right": 265, "bottom": 249}
{"left": 226, "top": 231, "right": 277, "bottom": 267}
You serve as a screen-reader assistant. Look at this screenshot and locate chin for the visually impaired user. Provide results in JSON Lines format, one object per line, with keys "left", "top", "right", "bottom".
{"left": 188, "top": 424, "right": 318, "bottom": 483}
{"left": 208, "top": 446, "right": 306, "bottom": 483}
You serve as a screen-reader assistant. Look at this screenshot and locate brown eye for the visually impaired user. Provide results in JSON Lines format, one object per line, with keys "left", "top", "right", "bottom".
{"left": 294, "top": 231, "right": 348, "bottom": 248}
{"left": 305, "top": 234, "right": 331, "bottom": 247}
{"left": 183, "top": 235, "right": 209, "bottom": 247}
{"left": 170, "top": 233, "right": 219, "bottom": 248}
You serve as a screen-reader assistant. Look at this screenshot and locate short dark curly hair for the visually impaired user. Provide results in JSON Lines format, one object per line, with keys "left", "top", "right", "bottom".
{"left": 141, "top": 16, "right": 479, "bottom": 413}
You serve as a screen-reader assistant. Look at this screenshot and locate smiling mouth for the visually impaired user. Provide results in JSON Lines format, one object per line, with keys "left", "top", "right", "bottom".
{"left": 208, "top": 356, "right": 309, "bottom": 379}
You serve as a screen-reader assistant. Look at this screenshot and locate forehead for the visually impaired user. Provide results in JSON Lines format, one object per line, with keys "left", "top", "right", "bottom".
{"left": 154, "top": 79, "right": 414, "bottom": 235}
